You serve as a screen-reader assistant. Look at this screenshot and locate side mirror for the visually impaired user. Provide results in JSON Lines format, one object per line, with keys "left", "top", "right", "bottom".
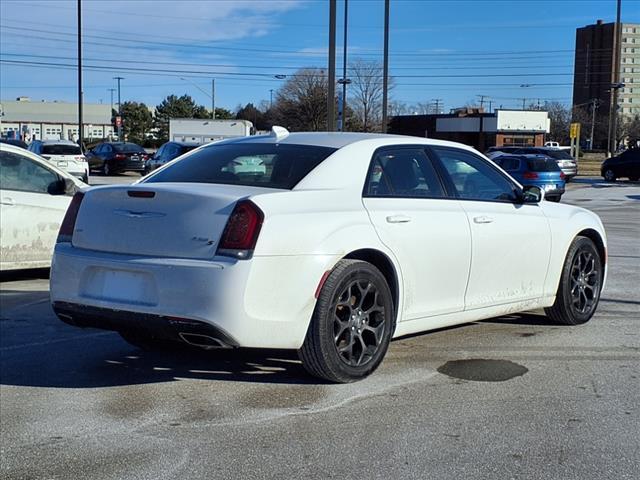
{"left": 520, "top": 185, "right": 544, "bottom": 204}
{"left": 47, "top": 179, "right": 67, "bottom": 195}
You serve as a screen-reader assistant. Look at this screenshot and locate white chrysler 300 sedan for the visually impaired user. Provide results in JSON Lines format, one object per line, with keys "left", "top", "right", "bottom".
{"left": 50, "top": 128, "right": 607, "bottom": 382}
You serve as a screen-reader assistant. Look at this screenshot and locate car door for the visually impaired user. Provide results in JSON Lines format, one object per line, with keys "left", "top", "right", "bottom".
{"left": 430, "top": 146, "right": 552, "bottom": 310}
{"left": 0, "top": 149, "right": 71, "bottom": 269}
{"left": 362, "top": 146, "right": 471, "bottom": 320}
{"left": 87, "top": 144, "right": 103, "bottom": 169}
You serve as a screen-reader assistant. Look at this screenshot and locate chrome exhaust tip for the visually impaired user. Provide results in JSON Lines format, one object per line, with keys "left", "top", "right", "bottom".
{"left": 178, "top": 332, "right": 231, "bottom": 349}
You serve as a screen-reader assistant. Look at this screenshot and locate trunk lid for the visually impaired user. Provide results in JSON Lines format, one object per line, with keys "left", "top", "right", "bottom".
{"left": 72, "top": 183, "right": 277, "bottom": 259}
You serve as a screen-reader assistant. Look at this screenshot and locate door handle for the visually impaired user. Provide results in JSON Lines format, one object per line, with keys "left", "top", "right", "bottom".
{"left": 1, "top": 197, "right": 15, "bottom": 206}
{"left": 473, "top": 215, "right": 494, "bottom": 224}
{"left": 386, "top": 215, "right": 412, "bottom": 224}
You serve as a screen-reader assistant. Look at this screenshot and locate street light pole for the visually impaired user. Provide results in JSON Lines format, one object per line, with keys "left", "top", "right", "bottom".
{"left": 211, "top": 78, "right": 215, "bottom": 120}
{"left": 269, "top": 89, "right": 274, "bottom": 109}
{"left": 108, "top": 88, "right": 115, "bottom": 114}
{"left": 590, "top": 98, "right": 597, "bottom": 150}
{"left": 608, "top": 0, "right": 622, "bottom": 156}
{"left": 340, "top": 0, "right": 349, "bottom": 132}
{"left": 381, "top": 0, "right": 390, "bottom": 133}
{"left": 77, "top": 0, "right": 83, "bottom": 146}
{"left": 113, "top": 76, "right": 124, "bottom": 141}
{"left": 327, "top": 0, "right": 337, "bottom": 131}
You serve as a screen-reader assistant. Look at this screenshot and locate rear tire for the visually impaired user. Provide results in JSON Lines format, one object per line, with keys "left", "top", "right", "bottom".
{"left": 298, "top": 260, "right": 394, "bottom": 383}
{"left": 545, "top": 236, "right": 603, "bottom": 325}
{"left": 546, "top": 195, "right": 561, "bottom": 203}
{"left": 603, "top": 169, "right": 616, "bottom": 182}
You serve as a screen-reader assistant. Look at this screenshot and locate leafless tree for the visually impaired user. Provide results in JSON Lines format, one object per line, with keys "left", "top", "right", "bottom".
{"left": 348, "top": 59, "right": 393, "bottom": 132}
{"left": 272, "top": 68, "right": 328, "bottom": 131}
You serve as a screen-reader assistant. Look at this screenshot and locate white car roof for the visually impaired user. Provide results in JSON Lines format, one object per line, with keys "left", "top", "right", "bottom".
{"left": 38, "top": 139, "right": 80, "bottom": 146}
{"left": 211, "top": 131, "right": 480, "bottom": 153}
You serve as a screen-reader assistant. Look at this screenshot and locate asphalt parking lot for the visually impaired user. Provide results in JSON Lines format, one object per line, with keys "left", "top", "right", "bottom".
{"left": 1, "top": 178, "right": 639, "bottom": 480}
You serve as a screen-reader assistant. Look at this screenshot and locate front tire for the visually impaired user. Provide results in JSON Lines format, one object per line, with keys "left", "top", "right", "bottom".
{"left": 102, "top": 161, "right": 111, "bottom": 176}
{"left": 545, "top": 236, "right": 603, "bottom": 325}
{"left": 298, "top": 260, "right": 394, "bottom": 383}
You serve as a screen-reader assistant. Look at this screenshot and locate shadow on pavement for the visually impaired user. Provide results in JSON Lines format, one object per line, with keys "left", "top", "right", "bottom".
{"left": 0, "top": 268, "right": 50, "bottom": 282}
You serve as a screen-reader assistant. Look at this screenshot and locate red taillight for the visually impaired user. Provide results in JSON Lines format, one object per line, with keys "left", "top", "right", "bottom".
{"left": 57, "top": 191, "right": 85, "bottom": 243}
{"left": 115, "top": 153, "right": 126, "bottom": 160}
{"left": 217, "top": 200, "right": 264, "bottom": 259}
{"left": 523, "top": 171, "right": 539, "bottom": 180}
{"left": 560, "top": 171, "right": 566, "bottom": 180}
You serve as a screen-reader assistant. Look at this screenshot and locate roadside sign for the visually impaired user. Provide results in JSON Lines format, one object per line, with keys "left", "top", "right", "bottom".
{"left": 115, "top": 116, "right": 122, "bottom": 127}
{"left": 570, "top": 123, "right": 580, "bottom": 139}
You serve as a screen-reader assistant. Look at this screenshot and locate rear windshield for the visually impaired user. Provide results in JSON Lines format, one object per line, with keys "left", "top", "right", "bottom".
{"left": 144, "top": 143, "right": 337, "bottom": 189}
{"left": 114, "top": 143, "right": 145, "bottom": 153}
{"left": 527, "top": 158, "right": 561, "bottom": 172}
{"left": 42, "top": 144, "right": 81, "bottom": 155}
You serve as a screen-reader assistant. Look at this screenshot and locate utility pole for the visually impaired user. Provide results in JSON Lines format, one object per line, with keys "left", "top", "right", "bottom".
{"left": 77, "top": 0, "right": 83, "bottom": 147}
{"left": 327, "top": 0, "right": 337, "bottom": 131}
{"left": 608, "top": 0, "right": 622, "bottom": 156}
{"left": 108, "top": 88, "right": 115, "bottom": 114}
{"left": 269, "top": 89, "right": 274, "bottom": 109}
{"left": 590, "top": 98, "right": 598, "bottom": 150}
{"left": 431, "top": 98, "right": 443, "bottom": 114}
{"left": 113, "top": 76, "right": 124, "bottom": 141}
{"left": 521, "top": 98, "right": 526, "bottom": 110}
{"left": 381, "top": 0, "right": 390, "bottom": 132}
{"left": 477, "top": 95, "right": 488, "bottom": 111}
{"left": 211, "top": 78, "right": 216, "bottom": 120}
{"left": 488, "top": 100, "right": 493, "bottom": 113}
{"left": 339, "top": 0, "right": 349, "bottom": 132}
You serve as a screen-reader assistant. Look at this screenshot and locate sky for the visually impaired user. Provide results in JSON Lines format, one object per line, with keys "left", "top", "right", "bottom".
{"left": 1, "top": 0, "right": 640, "bottom": 113}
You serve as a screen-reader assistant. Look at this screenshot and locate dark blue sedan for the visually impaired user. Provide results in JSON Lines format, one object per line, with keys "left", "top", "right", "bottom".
{"left": 493, "top": 155, "right": 566, "bottom": 202}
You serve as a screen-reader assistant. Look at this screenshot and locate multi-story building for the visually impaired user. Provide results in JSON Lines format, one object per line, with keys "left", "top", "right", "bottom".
{"left": 573, "top": 20, "right": 640, "bottom": 148}
{"left": 0, "top": 97, "right": 114, "bottom": 142}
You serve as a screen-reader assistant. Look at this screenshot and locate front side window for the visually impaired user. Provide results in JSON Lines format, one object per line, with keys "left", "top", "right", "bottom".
{"left": 365, "top": 147, "right": 445, "bottom": 198}
{"left": 432, "top": 147, "right": 518, "bottom": 202}
{"left": 0, "top": 151, "right": 59, "bottom": 194}
{"left": 145, "top": 143, "right": 337, "bottom": 190}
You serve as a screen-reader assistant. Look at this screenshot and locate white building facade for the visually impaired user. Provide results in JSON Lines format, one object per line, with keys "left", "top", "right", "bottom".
{"left": 0, "top": 97, "right": 114, "bottom": 142}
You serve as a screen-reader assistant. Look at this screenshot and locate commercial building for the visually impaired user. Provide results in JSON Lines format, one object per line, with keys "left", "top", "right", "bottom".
{"left": 0, "top": 97, "right": 114, "bottom": 142}
{"left": 572, "top": 20, "right": 640, "bottom": 148}
{"left": 169, "top": 119, "right": 254, "bottom": 143}
{"left": 388, "top": 108, "right": 550, "bottom": 151}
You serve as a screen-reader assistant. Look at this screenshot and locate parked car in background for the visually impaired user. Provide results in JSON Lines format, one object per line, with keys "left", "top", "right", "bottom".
{"left": 513, "top": 147, "right": 577, "bottom": 180}
{"left": 0, "top": 138, "right": 28, "bottom": 149}
{"left": 0, "top": 143, "right": 86, "bottom": 271}
{"left": 493, "top": 154, "right": 566, "bottom": 202}
{"left": 601, "top": 148, "right": 640, "bottom": 182}
{"left": 485, "top": 146, "right": 522, "bottom": 155}
{"left": 50, "top": 128, "right": 607, "bottom": 383}
{"left": 86, "top": 142, "right": 148, "bottom": 175}
{"left": 28, "top": 139, "right": 89, "bottom": 183}
{"left": 144, "top": 141, "right": 200, "bottom": 174}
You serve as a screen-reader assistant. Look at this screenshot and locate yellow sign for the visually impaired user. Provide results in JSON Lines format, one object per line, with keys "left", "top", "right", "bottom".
{"left": 570, "top": 123, "right": 580, "bottom": 139}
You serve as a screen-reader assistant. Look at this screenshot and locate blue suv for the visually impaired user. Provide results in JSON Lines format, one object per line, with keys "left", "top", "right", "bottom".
{"left": 493, "top": 155, "right": 566, "bottom": 202}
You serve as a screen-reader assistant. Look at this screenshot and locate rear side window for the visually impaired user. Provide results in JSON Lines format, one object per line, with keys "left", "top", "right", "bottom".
{"left": 42, "top": 144, "right": 81, "bottom": 155}
{"left": 365, "top": 147, "right": 445, "bottom": 198}
{"left": 495, "top": 156, "right": 520, "bottom": 171}
{"left": 527, "top": 158, "right": 560, "bottom": 172}
{"left": 145, "top": 143, "right": 337, "bottom": 189}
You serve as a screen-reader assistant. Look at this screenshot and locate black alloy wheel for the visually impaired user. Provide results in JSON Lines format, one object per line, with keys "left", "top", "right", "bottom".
{"left": 333, "top": 279, "right": 386, "bottom": 367}
{"left": 545, "top": 236, "right": 602, "bottom": 325}
{"left": 603, "top": 168, "right": 616, "bottom": 182}
{"left": 299, "top": 259, "right": 394, "bottom": 383}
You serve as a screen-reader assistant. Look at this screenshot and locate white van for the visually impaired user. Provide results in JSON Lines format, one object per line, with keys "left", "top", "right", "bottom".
{"left": 29, "top": 140, "right": 89, "bottom": 182}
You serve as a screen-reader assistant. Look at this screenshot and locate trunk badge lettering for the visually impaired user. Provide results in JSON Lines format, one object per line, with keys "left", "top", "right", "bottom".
{"left": 113, "top": 209, "right": 166, "bottom": 219}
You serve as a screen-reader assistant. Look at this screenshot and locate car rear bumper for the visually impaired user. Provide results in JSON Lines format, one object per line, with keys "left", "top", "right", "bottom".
{"left": 50, "top": 243, "right": 337, "bottom": 349}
